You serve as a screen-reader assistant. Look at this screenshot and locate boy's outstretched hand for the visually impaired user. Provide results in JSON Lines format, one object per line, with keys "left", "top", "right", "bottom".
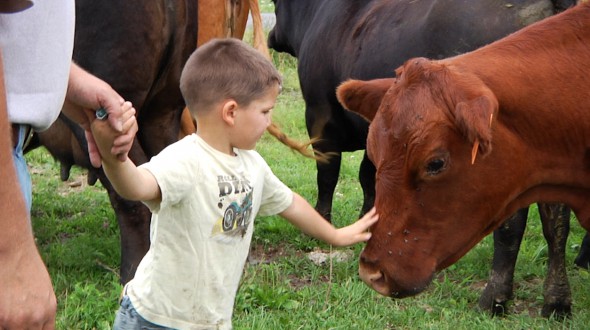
{"left": 280, "top": 193, "right": 378, "bottom": 247}
{"left": 331, "top": 207, "right": 378, "bottom": 246}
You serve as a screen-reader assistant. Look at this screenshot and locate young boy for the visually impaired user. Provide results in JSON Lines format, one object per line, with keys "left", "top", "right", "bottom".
{"left": 91, "top": 38, "right": 378, "bottom": 330}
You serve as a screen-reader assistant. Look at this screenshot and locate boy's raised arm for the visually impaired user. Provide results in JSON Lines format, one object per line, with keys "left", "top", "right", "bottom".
{"left": 279, "top": 193, "right": 378, "bottom": 247}
{"left": 90, "top": 104, "right": 162, "bottom": 204}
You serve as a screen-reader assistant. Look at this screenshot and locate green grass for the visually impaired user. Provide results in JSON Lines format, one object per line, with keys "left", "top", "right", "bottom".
{"left": 27, "top": 30, "right": 590, "bottom": 330}
{"left": 259, "top": 0, "right": 274, "bottom": 13}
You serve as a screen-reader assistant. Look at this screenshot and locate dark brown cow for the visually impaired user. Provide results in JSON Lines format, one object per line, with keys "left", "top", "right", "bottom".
{"left": 27, "top": 0, "right": 198, "bottom": 284}
{"left": 337, "top": 1, "right": 590, "bottom": 313}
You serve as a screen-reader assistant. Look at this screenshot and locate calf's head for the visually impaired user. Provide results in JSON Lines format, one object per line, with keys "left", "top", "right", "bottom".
{"left": 336, "top": 57, "right": 523, "bottom": 298}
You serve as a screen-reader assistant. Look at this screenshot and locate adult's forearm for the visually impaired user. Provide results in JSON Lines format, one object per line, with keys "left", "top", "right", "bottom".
{"left": 0, "top": 48, "right": 57, "bottom": 329}
{"left": 66, "top": 63, "right": 112, "bottom": 110}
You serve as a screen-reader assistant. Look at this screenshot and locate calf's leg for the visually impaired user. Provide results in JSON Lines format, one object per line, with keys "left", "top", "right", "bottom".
{"left": 574, "top": 233, "right": 590, "bottom": 269}
{"left": 358, "top": 152, "right": 375, "bottom": 217}
{"left": 315, "top": 151, "right": 341, "bottom": 221}
{"left": 478, "top": 207, "right": 528, "bottom": 315}
{"left": 538, "top": 203, "right": 572, "bottom": 318}
{"left": 479, "top": 204, "right": 573, "bottom": 318}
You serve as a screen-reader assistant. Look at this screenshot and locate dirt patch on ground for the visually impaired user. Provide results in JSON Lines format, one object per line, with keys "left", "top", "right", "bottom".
{"left": 247, "top": 244, "right": 345, "bottom": 288}
{"left": 247, "top": 243, "right": 304, "bottom": 265}
{"left": 248, "top": 244, "right": 354, "bottom": 266}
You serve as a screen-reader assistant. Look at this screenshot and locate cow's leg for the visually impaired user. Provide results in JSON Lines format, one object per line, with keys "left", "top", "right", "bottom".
{"left": 99, "top": 174, "right": 151, "bottom": 284}
{"left": 478, "top": 207, "right": 528, "bottom": 315}
{"left": 114, "top": 198, "right": 151, "bottom": 284}
{"left": 538, "top": 203, "right": 572, "bottom": 318}
{"left": 574, "top": 233, "right": 590, "bottom": 269}
{"left": 315, "top": 152, "right": 341, "bottom": 221}
{"left": 358, "top": 152, "right": 375, "bottom": 217}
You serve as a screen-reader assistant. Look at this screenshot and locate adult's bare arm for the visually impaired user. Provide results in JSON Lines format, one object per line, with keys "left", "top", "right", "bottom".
{"left": 0, "top": 50, "right": 56, "bottom": 330}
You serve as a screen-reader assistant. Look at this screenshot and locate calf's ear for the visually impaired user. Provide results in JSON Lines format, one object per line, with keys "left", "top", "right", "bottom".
{"left": 336, "top": 78, "right": 393, "bottom": 122}
{"left": 454, "top": 93, "right": 499, "bottom": 163}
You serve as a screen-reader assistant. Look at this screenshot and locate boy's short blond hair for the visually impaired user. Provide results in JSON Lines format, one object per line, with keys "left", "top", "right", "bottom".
{"left": 180, "top": 38, "right": 282, "bottom": 115}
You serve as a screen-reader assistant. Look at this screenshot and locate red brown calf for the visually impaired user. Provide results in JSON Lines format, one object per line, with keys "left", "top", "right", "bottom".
{"left": 336, "top": 2, "right": 590, "bottom": 301}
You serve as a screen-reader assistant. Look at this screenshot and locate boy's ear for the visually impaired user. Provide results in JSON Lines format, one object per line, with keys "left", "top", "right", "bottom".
{"left": 221, "top": 100, "right": 239, "bottom": 125}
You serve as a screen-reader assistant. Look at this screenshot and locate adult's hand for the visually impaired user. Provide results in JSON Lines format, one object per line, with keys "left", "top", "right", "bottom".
{"left": 62, "top": 63, "right": 136, "bottom": 168}
{"left": 90, "top": 101, "right": 138, "bottom": 165}
{"left": 0, "top": 239, "right": 57, "bottom": 330}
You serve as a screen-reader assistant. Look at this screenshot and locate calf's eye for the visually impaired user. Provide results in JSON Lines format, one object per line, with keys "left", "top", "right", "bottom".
{"left": 425, "top": 158, "right": 446, "bottom": 175}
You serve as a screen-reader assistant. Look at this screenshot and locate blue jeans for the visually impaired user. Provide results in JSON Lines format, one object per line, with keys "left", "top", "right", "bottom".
{"left": 113, "top": 295, "right": 175, "bottom": 330}
{"left": 12, "top": 124, "right": 32, "bottom": 212}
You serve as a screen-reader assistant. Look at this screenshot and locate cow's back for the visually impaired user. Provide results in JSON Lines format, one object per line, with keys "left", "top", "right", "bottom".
{"left": 300, "top": 0, "right": 555, "bottom": 82}
{"left": 296, "top": 0, "right": 556, "bottom": 147}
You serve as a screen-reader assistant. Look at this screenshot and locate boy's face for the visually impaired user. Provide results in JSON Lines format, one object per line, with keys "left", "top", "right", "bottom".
{"left": 232, "top": 84, "right": 280, "bottom": 150}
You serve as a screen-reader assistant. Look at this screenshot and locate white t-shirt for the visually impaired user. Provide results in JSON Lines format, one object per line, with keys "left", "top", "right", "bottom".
{"left": 0, "top": 0, "right": 75, "bottom": 130}
{"left": 127, "top": 134, "right": 293, "bottom": 329}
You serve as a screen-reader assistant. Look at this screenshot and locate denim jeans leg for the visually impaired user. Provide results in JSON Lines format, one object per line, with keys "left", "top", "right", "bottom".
{"left": 113, "top": 295, "right": 174, "bottom": 330}
{"left": 12, "top": 125, "right": 32, "bottom": 213}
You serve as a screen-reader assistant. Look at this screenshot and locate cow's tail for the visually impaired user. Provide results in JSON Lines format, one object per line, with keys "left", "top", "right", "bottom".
{"left": 249, "top": 0, "right": 271, "bottom": 60}
{"left": 266, "top": 122, "right": 333, "bottom": 163}
{"left": 244, "top": 2, "right": 329, "bottom": 163}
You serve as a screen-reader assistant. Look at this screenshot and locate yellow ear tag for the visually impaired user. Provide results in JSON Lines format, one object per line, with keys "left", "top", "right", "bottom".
{"left": 471, "top": 140, "right": 479, "bottom": 165}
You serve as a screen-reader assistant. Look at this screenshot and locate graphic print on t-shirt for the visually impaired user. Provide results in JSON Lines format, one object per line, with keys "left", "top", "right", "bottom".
{"left": 211, "top": 174, "right": 254, "bottom": 241}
